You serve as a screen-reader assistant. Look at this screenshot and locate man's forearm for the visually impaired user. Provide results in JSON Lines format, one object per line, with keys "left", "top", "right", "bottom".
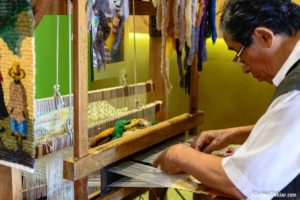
{"left": 173, "top": 145, "right": 245, "bottom": 199}
{"left": 227, "top": 125, "right": 254, "bottom": 145}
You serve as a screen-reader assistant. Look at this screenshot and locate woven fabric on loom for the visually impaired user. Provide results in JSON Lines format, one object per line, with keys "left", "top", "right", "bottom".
{"left": 0, "top": 0, "right": 35, "bottom": 172}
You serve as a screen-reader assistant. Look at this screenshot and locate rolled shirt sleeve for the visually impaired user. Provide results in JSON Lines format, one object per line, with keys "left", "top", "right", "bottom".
{"left": 222, "top": 91, "right": 300, "bottom": 200}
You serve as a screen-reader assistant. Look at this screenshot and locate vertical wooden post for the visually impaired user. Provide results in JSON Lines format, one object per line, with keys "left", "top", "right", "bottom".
{"left": 189, "top": 58, "right": 199, "bottom": 135}
{"left": 190, "top": 58, "right": 201, "bottom": 200}
{"left": 148, "top": 16, "right": 168, "bottom": 200}
{"left": 73, "top": 0, "right": 89, "bottom": 199}
{"left": 148, "top": 16, "right": 167, "bottom": 122}
{"left": 0, "top": 165, "right": 22, "bottom": 200}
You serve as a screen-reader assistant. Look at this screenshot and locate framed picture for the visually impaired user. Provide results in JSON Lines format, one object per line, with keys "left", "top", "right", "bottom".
{"left": 90, "top": 0, "right": 125, "bottom": 81}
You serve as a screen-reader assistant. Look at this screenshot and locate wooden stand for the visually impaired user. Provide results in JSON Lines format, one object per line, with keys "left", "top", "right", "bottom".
{"left": 72, "top": 0, "right": 89, "bottom": 199}
{"left": 0, "top": 165, "right": 22, "bottom": 200}
{"left": 62, "top": 0, "right": 203, "bottom": 199}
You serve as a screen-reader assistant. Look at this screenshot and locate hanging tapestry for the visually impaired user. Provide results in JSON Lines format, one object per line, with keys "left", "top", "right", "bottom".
{"left": 0, "top": 0, "right": 35, "bottom": 172}
{"left": 89, "top": 0, "right": 129, "bottom": 73}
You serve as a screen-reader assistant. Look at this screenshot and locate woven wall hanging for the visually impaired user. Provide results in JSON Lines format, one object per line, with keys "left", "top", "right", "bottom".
{"left": 0, "top": 0, "right": 35, "bottom": 172}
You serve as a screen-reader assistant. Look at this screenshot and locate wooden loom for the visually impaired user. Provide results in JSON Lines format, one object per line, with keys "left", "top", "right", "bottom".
{"left": 0, "top": 0, "right": 204, "bottom": 199}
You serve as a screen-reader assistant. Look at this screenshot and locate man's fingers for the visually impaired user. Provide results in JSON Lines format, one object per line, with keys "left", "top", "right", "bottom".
{"left": 152, "top": 160, "right": 158, "bottom": 168}
{"left": 191, "top": 137, "right": 196, "bottom": 148}
{"left": 194, "top": 136, "right": 209, "bottom": 151}
{"left": 152, "top": 157, "right": 159, "bottom": 168}
{"left": 203, "top": 141, "right": 217, "bottom": 154}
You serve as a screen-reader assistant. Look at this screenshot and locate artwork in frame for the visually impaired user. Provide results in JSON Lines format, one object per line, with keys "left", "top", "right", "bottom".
{"left": 89, "top": 0, "right": 128, "bottom": 81}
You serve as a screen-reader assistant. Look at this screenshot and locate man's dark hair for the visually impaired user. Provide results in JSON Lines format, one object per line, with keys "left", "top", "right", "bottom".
{"left": 220, "top": 0, "right": 300, "bottom": 47}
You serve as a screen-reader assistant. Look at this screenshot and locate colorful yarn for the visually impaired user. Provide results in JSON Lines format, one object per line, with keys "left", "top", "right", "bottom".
{"left": 175, "top": 39, "right": 184, "bottom": 88}
{"left": 112, "top": 119, "right": 132, "bottom": 139}
{"left": 112, "top": 119, "right": 155, "bottom": 140}
{"left": 185, "top": 0, "right": 192, "bottom": 48}
{"left": 178, "top": 0, "right": 186, "bottom": 50}
{"left": 184, "top": 43, "right": 191, "bottom": 93}
{"left": 210, "top": 0, "right": 217, "bottom": 44}
{"left": 197, "top": 0, "right": 207, "bottom": 71}
{"left": 173, "top": 0, "right": 180, "bottom": 39}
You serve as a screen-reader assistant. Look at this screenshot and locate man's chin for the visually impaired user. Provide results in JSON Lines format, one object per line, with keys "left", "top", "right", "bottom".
{"left": 253, "top": 75, "right": 263, "bottom": 81}
{"left": 255, "top": 77, "right": 270, "bottom": 83}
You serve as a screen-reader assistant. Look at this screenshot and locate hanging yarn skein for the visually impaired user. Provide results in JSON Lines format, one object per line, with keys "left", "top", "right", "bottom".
{"left": 153, "top": 0, "right": 217, "bottom": 92}
{"left": 53, "top": 15, "right": 65, "bottom": 110}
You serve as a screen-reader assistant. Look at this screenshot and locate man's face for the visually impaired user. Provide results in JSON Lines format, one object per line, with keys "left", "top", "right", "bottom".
{"left": 223, "top": 32, "right": 275, "bottom": 84}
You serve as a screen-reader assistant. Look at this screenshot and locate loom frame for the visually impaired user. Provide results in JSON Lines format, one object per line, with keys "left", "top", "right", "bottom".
{"left": 63, "top": 1, "right": 202, "bottom": 199}
{"left": 0, "top": 0, "right": 204, "bottom": 199}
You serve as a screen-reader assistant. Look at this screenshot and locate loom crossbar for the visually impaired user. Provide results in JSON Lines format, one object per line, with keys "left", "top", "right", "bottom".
{"left": 63, "top": 111, "right": 204, "bottom": 181}
{"left": 88, "top": 100, "right": 162, "bottom": 137}
{"left": 34, "top": 100, "right": 163, "bottom": 159}
{"left": 35, "top": 81, "right": 154, "bottom": 113}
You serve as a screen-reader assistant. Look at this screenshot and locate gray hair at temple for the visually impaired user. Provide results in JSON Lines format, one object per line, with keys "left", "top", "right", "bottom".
{"left": 219, "top": 0, "right": 300, "bottom": 47}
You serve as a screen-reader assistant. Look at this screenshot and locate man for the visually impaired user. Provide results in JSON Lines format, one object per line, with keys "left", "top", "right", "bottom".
{"left": 153, "top": 0, "right": 300, "bottom": 199}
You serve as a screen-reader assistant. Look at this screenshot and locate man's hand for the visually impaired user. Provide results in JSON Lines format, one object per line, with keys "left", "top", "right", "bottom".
{"left": 153, "top": 142, "right": 246, "bottom": 199}
{"left": 192, "top": 125, "right": 253, "bottom": 153}
{"left": 152, "top": 144, "right": 186, "bottom": 174}
{"left": 192, "top": 129, "right": 229, "bottom": 153}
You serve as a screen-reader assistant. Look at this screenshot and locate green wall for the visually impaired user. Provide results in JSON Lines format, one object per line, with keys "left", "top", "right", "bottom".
{"left": 35, "top": 15, "right": 72, "bottom": 99}
{"left": 35, "top": 16, "right": 274, "bottom": 132}
{"left": 168, "top": 39, "right": 274, "bottom": 131}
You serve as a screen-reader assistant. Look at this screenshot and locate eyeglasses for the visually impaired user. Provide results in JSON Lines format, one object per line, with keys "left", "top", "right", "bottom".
{"left": 233, "top": 45, "right": 245, "bottom": 65}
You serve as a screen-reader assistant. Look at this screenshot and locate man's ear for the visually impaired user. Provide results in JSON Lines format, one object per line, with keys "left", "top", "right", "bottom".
{"left": 253, "top": 27, "right": 274, "bottom": 48}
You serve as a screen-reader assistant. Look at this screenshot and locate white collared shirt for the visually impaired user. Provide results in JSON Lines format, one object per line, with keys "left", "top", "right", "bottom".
{"left": 222, "top": 39, "right": 300, "bottom": 200}
{"left": 273, "top": 39, "right": 300, "bottom": 86}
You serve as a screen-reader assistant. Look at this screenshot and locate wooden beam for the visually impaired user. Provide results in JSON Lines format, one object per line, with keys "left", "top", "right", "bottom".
{"left": 63, "top": 112, "right": 204, "bottom": 181}
{"left": 89, "top": 188, "right": 146, "bottom": 200}
{"left": 34, "top": 101, "right": 163, "bottom": 158}
{"left": 73, "top": 0, "right": 89, "bottom": 199}
{"left": 0, "top": 166, "right": 22, "bottom": 200}
{"left": 33, "top": 0, "right": 157, "bottom": 28}
{"left": 88, "top": 81, "right": 155, "bottom": 103}
{"left": 32, "top": 0, "right": 68, "bottom": 27}
{"left": 73, "top": 0, "right": 88, "bottom": 168}
{"left": 88, "top": 101, "right": 163, "bottom": 138}
{"left": 148, "top": 37, "right": 166, "bottom": 122}
{"left": 149, "top": 188, "right": 168, "bottom": 200}
{"left": 129, "top": 0, "right": 156, "bottom": 16}
{"left": 189, "top": 58, "right": 199, "bottom": 114}
{"left": 35, "top": 133, "right": 72, "bottom": 158}
{"left": 35, "top": 81, "right": 155, "bottom": 113}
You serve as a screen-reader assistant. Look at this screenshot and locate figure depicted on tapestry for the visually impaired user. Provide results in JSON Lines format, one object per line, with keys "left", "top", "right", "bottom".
{"left": 7, "top": 60, "right": 28, "bottom": 143}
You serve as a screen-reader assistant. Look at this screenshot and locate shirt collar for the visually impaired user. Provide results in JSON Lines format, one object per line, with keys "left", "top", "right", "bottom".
{"left": 273, "top": 39, "right": 300, "bottom": 86}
